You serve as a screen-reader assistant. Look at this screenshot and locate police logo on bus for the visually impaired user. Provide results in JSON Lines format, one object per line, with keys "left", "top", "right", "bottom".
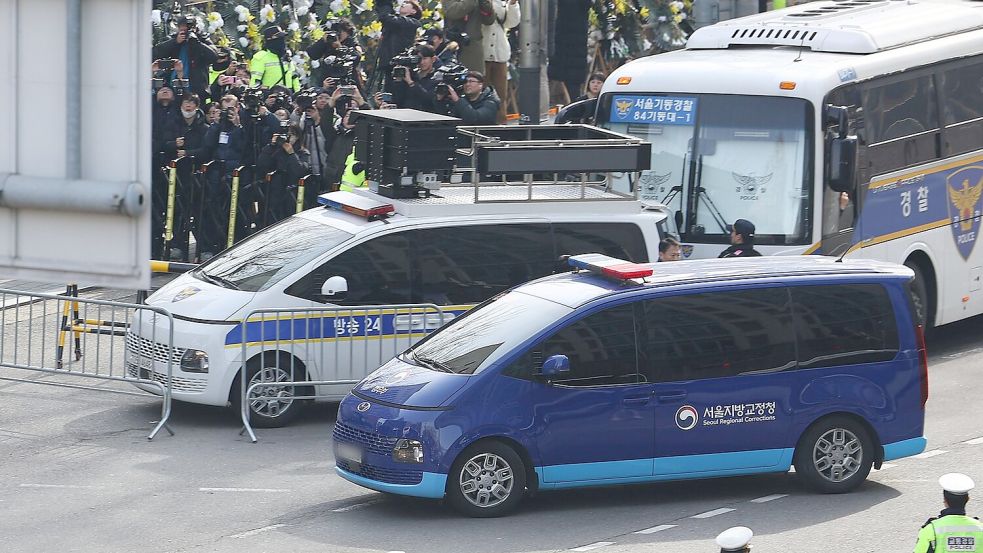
{"left": 946, "top": 166, "right": 983, "bottom": 260}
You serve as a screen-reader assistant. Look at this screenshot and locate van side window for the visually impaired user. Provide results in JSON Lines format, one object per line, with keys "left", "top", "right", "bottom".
{"left": 553, "top": 223, "right": 649, "bottom": 263}
{"left": 504, "top": 304, "right": 638, "bottom": 386}
{"left": 409, "top": 224, "right": 552, "bottom": 305}
{"left": 638, "top": 288, "right": 795, "bottom": 383}
{"left": 791, "top": 284, "right": 899, "bottom": 369}
{"left": 284, "top": 233, "right": 412, "bottom": 305}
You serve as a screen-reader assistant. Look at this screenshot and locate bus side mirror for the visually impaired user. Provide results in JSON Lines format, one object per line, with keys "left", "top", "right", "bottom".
{"left": 828, "top": 136, "right": 858, "bottom": 194}
{"left": 826, "top": 105, "right": 850, "bottom": 139}
{"left": 540, "top": 355, "right": 570, "bottom": 377}
{"left": 555, "top": 98, "right": 597, "bottom": 124}
{"left": 320, "top": 276, "right": 348, "bottom": 298}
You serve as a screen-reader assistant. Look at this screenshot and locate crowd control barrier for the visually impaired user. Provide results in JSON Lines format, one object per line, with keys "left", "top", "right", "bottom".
{"left": 237, "top": 304, "right": 449, "bottom": 442}
{"left": 0, "top": 287, "right": 176, "bottom": 440}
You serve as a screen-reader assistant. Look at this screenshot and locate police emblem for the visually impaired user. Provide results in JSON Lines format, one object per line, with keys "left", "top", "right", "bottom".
{"left": 733, "top": 172, "right": 773, "bottom": 201}
{"left": 946, "top": 166, "right": 983, "bottom": 260}
{"left": 614, "top": 98, "right": 634, "bottom": 118}
{"left": 638, "top": 172, "right": 673, "bottom": 195}
{"left": 172, "top": 286, "right": 200, "bottom": 302}
{"left": 681, "top": 245, "right": 694, "bottom": 259}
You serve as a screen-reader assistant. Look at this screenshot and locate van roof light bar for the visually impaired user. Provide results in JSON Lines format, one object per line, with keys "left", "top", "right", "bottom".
{"left": 318, "top": 191, "right": 395, "bottom": 220}
{"left": 568, "top": 253, "right": 653, "bottom": 280}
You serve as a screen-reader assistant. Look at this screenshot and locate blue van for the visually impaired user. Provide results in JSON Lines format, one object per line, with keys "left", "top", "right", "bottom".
{"left": 333, "top": 254, "right": 929, "bottom": 517}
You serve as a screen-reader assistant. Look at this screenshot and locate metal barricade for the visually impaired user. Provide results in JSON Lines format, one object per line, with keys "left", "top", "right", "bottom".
{"left": 0, "top": 288, "right": 176, "bottom": 440}
{"left": 238, "top": 304, "right": 447, "bottom": 442}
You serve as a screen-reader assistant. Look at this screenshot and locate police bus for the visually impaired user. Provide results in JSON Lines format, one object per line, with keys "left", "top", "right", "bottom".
{"left": 596, "top": 0, "right": 983, "bottom": 328}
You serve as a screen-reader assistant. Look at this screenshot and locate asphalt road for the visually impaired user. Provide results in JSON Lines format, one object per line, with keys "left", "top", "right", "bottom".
{"left": 1, "top": 305, "right": 982, "bottom": 553}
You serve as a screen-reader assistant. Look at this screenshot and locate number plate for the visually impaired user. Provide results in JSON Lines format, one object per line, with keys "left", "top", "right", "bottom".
{"left": 126, "top": 352, "right": 154, "bottom": 371}
{"left": 335, "top": 442, "right": 362, "bottom": 464}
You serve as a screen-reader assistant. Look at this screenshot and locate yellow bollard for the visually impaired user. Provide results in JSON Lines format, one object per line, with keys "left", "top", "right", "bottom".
{"left": 227, "top": 169, "right": 241, "bottom": 249}
{"left": 165, "top": 162, "right": 177, "bottom": 243}
{"left": 296, "top": 178, "right": 306, "bottom": 214}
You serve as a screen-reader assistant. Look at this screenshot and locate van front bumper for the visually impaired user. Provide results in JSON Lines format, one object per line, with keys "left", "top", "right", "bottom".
{"left": 335, "top": 465, "right": 447, "bottom": 498}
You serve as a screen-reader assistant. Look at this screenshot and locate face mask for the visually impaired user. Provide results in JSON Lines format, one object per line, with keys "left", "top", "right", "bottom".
{"left": 181, "top": 109, "right": 196, "bottom": 119}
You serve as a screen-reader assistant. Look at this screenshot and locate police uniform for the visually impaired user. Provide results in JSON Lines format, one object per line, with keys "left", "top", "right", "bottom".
{"left": 719, "top": 219, "right": 762, "bottom": 258}
{"left": 914, "top": 473, "right": 983, "bottom": 553}
{"left": 716, "top": 526, "right": 753, "bottom": 553}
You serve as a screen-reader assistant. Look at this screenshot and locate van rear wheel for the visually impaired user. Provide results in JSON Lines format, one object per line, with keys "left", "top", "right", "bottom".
{"left": 794, "top": 416, "right": 873, "bottom": 493}
{"left": 447, "top": 441, "right": 526, "bottom": 518}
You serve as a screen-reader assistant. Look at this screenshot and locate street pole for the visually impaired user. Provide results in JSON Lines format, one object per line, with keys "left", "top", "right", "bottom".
{"left": 518, "top": 0, "right": 541, "bottom": 125}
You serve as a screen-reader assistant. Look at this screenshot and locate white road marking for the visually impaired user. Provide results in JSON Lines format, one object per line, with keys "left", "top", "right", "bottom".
{"left": 750, "top": 494, "right": 788, "bottom": 503}
{"left": 570, "top": 542, "right": 615, "bottom": 551}
{"left": 229, "top": 524, "right": 286, "bottom": 539}
{"left": 691, "top": 507, "right": 735, "bottom": 519}
{"left": 876, "top": 463, "right": 897, "bottom": 470}
{"left": 19, "top": 484, "right": 95, "bottom": 489}
{"left": 331, "top": 498, "right": 385, "bottom": 512}
{"left": 634, "top": 524, "right": 677, "bottom": 535}
{"left": 963, "top": 437, "right": 983, "bottom": 445}
{"left": 199, "top": 487, "right": 291, "bottom": 493}
{"left": 913, "top": 449, "right": 947, "bottom": 459}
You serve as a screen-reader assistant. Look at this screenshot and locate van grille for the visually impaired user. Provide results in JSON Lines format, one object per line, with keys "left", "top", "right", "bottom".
{"left": 332, "top": 421, "right": 399, "bottom": 456}
{"left": 336, "top": 459, "right": 423, "bottom": 485}
{"left": 125, "top": 331, "right": 185, "bottom": 364}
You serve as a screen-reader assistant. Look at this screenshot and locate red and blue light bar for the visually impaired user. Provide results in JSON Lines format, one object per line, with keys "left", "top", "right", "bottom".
{"left": 318, "top": 191, "right": 395, "bottom": 220}
{"left": 567, "top": 253, "right": 653, "bottom": 280}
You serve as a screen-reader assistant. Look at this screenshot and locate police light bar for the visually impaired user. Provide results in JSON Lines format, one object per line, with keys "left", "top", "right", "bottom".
{"left": 567, "top": 253, "right": 653, "bottom": 279}
{"left": 318, "top": 191, "right": 395, "bottom": 220}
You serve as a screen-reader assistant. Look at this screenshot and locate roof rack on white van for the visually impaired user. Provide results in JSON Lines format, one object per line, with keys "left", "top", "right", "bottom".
{"left": 686, "top": 0, "right": 983, "bottom": 54}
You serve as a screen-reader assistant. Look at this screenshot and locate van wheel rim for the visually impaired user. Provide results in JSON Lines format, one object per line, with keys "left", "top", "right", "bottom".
{"left": 459, "top": 453, "right": 514, "bottom": 508}
{"left": 248, "top": 367, "right": 295, "bottom": 418}
{"left": 812, "top": 428, "right": 862, "bottom": 483}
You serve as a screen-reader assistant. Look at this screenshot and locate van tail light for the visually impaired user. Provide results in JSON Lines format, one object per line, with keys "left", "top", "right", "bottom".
{"left": 915, "top": 324, "right": 928, "bottom": 408}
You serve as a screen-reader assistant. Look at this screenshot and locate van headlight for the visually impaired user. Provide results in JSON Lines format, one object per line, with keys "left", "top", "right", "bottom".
{"left": 392, "top": 439, "right": 424, "bottom": 463}
{"left": 180, "top": 349, "right": 209, "bottom": 373}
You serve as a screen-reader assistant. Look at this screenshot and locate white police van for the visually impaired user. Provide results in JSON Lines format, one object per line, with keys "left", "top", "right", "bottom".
{"left": 127, "top": 187, "right": 668, "bottom": 426}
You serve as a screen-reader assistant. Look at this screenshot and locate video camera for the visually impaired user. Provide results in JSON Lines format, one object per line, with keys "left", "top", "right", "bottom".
{"left": 295, "top": 88, "right": 319, "bottom": 111}
{"left": 241, "top": 87, "right": 266, "bottom": 111}
{"left": 266, "top": 90, "right": 292, "bottom": 113}
{"left": 323, "top": 47, "right": 360, "bottom": 84}
{"left": 445, "top": 26, "right": 471, "bottom": 47}
{"left": 391, "top": 47, "right": 422, "bottom": 81}
{"left": 433, "top": 62, "right": 469, "bottom": 96}
{"left": 272, "top": 119, "right": 291, "bottom": 145}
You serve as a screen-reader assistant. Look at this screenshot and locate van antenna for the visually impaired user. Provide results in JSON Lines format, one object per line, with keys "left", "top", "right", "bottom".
{"left": 794, "top": 35, "right": 806, "bottom": 63}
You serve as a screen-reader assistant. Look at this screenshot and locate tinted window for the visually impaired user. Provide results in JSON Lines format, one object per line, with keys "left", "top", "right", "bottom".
{"left": 409, "top": 224, "right": 553, "bottom": 305}
{"left": 864, "top": 76, "right": 939, "bottom": 143}
{"left": 553, "top": 223, "right": 649, "bottom": 264}
{"left": 791, "top": 284, "right": 899, "bottom": 368}
{"left": 508, "top": 303, "right": 638, "bottom": 386}
{"left": 941, "top": 60, "right": 983, "bottom": 125}
{"left": 638, "top": 288, "right": 796, "bottom": 382}
{"left": 285, "top": 233, "right": 412, "bottom": 305}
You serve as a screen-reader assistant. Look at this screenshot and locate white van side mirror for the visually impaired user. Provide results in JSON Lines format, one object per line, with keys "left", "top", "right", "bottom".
{"left": 320, "top": 276, "right": 348, "bottom": 297}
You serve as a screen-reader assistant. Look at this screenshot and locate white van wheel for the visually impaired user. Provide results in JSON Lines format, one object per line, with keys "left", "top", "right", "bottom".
{"left": 232, "top": 356, "right": 306, "bottom": 428}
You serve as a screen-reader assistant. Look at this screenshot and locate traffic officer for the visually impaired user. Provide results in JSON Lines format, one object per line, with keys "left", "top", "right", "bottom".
{"left": 716, "top": 526, "right": 753, "bottom": 553}
{"left": 719, "top": 218, "right": 762, "bottom": 258}
{"left": 250, "top": 26, "right": 300, "bottom": 92}
{"left": 914, "top": 473, "right": 983, "bottom": 553}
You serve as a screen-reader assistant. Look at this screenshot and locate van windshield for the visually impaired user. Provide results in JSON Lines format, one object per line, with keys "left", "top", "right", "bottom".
{"left": 193, "top": 218, "right": 353, "bottom": 292}
{"left": 405, "top": 291, "right": 571, "bottom": 375}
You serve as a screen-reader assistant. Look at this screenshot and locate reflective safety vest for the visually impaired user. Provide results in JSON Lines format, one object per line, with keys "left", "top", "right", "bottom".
{"left": 914, "top": 514, "right": 983, "bottom": 553}
{"left": 249, "top": 50, "right": 300, "bottom": 91}
{"left": 339, "top": 149, "right": 366, "bottom": 192}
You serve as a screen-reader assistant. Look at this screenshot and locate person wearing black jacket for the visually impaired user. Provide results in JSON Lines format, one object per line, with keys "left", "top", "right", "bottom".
{"left": 323, "top": 100, "right": 360, "bottom": 189}
{"left": 161, "top": 93, "right": 209, "bottom": 161}
{"left": 257, "top": 124, "right": 312, "bottom": 222}
{"left": 306, "top": 18, "right": 363, "bottom": 88}
{"left": 718, "top": 219, "right": 762, "bottom": 258}
{"left": 390, "top": 45, "right": 439, "bottom": 113}
{"left": 437, "top": 70, "right": 500, "bottom": 125}
{"left": 199, "top": 95, "right": 248, "bottom": 259}
{"left": 152, "top": 15, "right": 219, "bottom": 101}
{"left": 375, "top": 0, "right": 422, "bottom": 89}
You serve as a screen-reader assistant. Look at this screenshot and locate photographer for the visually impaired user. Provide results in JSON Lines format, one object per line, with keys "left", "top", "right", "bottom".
{"left": 374, "top": 0, "right": 422, "bottom": 89}
{"left": 443, "top": 0, "right": 496, "bottom": 72}
{"left": 152, "top": 15, "right": 219, "bottom": 101}
{"left": 250, "top": 26, "right": 300, "bottom": 92}
{"left": 161, "top": 93, "right": 209, "bottom": 161}
{"left": 210, "top": 58, "right": 248, "bottom": 101}
{"left": 323, "top": 98, "right": 361, "bottom": 190}
{"left": 293, "top": 90, "right": 333, "bottom": 194}
{"left": 152, "top": 85, "right": 180, "bottom": 163}
{"left": 390, "top": 45, "right": 440, "bottom": 112}
{"left": 198, "top": 94, "right": 247, "bottom": 259}
{"left": 423, "top": 28, "right": 461, "bottom": 65}
{"left": 257, "top": 124, "right": 311, "bottom": 221}
{"left": 306, "top": 18, "right": 363, "bottom": 90}
{"left": 437, "top": 70, "right": 500, "bottom": 125}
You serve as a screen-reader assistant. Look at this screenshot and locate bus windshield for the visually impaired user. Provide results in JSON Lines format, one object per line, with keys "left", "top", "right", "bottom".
{"left": 602, "top": 93, "right": 813, "bottom": 246}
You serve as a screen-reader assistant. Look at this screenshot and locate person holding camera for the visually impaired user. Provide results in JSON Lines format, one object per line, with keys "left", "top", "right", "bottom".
{"left": 375, "top": 0, "right": 423, "bottom": 89}
{"left": 443, "top": 0, "right": 496, "bottom": 73}
{"left": 209, "top": 55, "right": 248, "bottom": 101}
{"left": 422, "top": 28, "right": 462, "bottom": 65}
{"left": 257, "top": 124, "right": 311, "bottom": 222}
{"left": 198, "top": 94, "right": 248, "bottom": 259}
{"left": 162, "top": 93, "right": 209, "bottom": 161}
{"left": 152, "top": 15, "right": 219, "bottom": 101}
{"left": 307, "top": 18, "right": 363, "bottom": 90}
{"left": 323, "top": 98, "right": 363, "bottom": 191}
{"left": 292, "top": 92, "right": 333, "bottom": 197}
{"left": 483, "top": 0, "right": 520, "bottom": 124}
{"left": 250, "top": 26, "right": 300, "bottom": 92}
{"left": 391, "top": 45, "right": 440, "bottom": 112}
{"left": 438, "top": 70, "right": 500, "bottom": 125}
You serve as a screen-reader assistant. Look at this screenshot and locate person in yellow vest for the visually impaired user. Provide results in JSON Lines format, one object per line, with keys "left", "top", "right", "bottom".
{"left": 250, "top": 26, "right": 300, "bottom": 92}
{"left": 339, "top": 149, "right": 366, "bottom": 192}
{"left": 915, "top": 473, "right": 983, "bottom": 553}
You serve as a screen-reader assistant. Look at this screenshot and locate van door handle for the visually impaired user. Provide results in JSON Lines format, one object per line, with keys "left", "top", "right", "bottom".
{"left": 622, "top": 395, "right": 652, "bottom": 406}
{"left": 656, "top": 391, "right": 687, "bottom": 403}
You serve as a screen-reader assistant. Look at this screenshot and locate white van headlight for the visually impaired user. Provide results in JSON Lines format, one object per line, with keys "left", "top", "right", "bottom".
{"left": 180, "top": 349, "right": 209, "bottom": 373}
{"left": 392, "top": 439, "right": 424, "bottom": 463}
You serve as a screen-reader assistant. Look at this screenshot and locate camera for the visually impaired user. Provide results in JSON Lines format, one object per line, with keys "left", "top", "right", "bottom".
{"left": 273, "top": 120, "right": 290, "bottom": 145}
{"left": 338, "top": 84, "right": 357, "bottom": 97}
{"left": 391, "top": 47, "right": 421, "bottom": 81}
{"left": 241, "top": 87, "right": 265, "bottom": 110}
{"left": 266, "top": 91, "right": 291, "bottom": 113}
{"left": 324, "top": 30, "right": 339, "bottom": 43}
{"left": 445, "top": 26, "right": 471, "bottom": 47}
{"left": 157, "top": 58, "right": 177, "bottom": 71}
{"left": 295, "top": 88, "right": 319, "bottom": 111}
{"left": 433, "top": 62, "right": 469, "bottom": 95}
{"left": 323, "top": 46, "right": 360, "bottom": 84}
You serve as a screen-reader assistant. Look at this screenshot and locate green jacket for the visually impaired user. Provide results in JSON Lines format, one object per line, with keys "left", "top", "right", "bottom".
{"left": 915, "top": 513, "right": 983, "bottom": 553}
{"left": 249, "top": 50, "right": 300, "bottom": 91}
{"left": 339, "top": 149, "right": 366, "bottom": 192}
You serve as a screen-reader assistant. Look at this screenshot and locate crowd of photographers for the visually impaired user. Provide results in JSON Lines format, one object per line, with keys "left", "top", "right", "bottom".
{"left": 150, "top": 0, "right": 518, "bottom": 262}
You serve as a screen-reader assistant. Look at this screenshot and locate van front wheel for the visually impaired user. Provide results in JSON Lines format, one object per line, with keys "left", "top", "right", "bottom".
{"left": 794, "top": 416, "right": 873, "bottom": 493}
{"left": 231, "top": 356, "right": 306, "bottom": 428}
{"left": 447, "top": 441, "right": 527, "bottom": 518}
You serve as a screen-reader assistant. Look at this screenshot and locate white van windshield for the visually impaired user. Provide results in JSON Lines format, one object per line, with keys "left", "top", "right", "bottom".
{"left": 405, "top": 291, "right": 572, "bottom": 375}
{"left": 194, "top": 218, "right": 353, "bottom": 292}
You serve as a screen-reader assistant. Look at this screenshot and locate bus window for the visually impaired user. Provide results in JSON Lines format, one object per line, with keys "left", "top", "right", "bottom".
{"left": 863, "top": 75, "right": 941, "bottom": 175}
{"left": 940, "top": 59, "right": 983, "bottom": 156}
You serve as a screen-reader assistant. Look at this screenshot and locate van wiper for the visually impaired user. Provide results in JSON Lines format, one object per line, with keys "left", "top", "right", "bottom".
{"left": 196, "top": 269, "right": 240, "bottom": 290}
{"left": 415, "top": 356, "right": 455, "bottom": 373}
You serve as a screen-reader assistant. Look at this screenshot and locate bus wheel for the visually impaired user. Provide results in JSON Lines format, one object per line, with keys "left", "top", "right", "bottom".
{"left": 447, "top": 441, "right": 527, "bottom": 518}
{"left": 794, "top": 416, "right": 873, "bottom": 494}
{"left": 232, "top": 355, "right": 306, "bottom": 428}
{"left": 905, "top": 262, "right": 931, "bottom": 328}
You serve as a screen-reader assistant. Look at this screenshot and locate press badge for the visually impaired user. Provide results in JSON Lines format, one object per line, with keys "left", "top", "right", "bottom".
{"left": 219, "top": 132, "right": 230, "bottom": 144}
{"left": 947, "top": 536, "right": 975, "bottom": 551}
